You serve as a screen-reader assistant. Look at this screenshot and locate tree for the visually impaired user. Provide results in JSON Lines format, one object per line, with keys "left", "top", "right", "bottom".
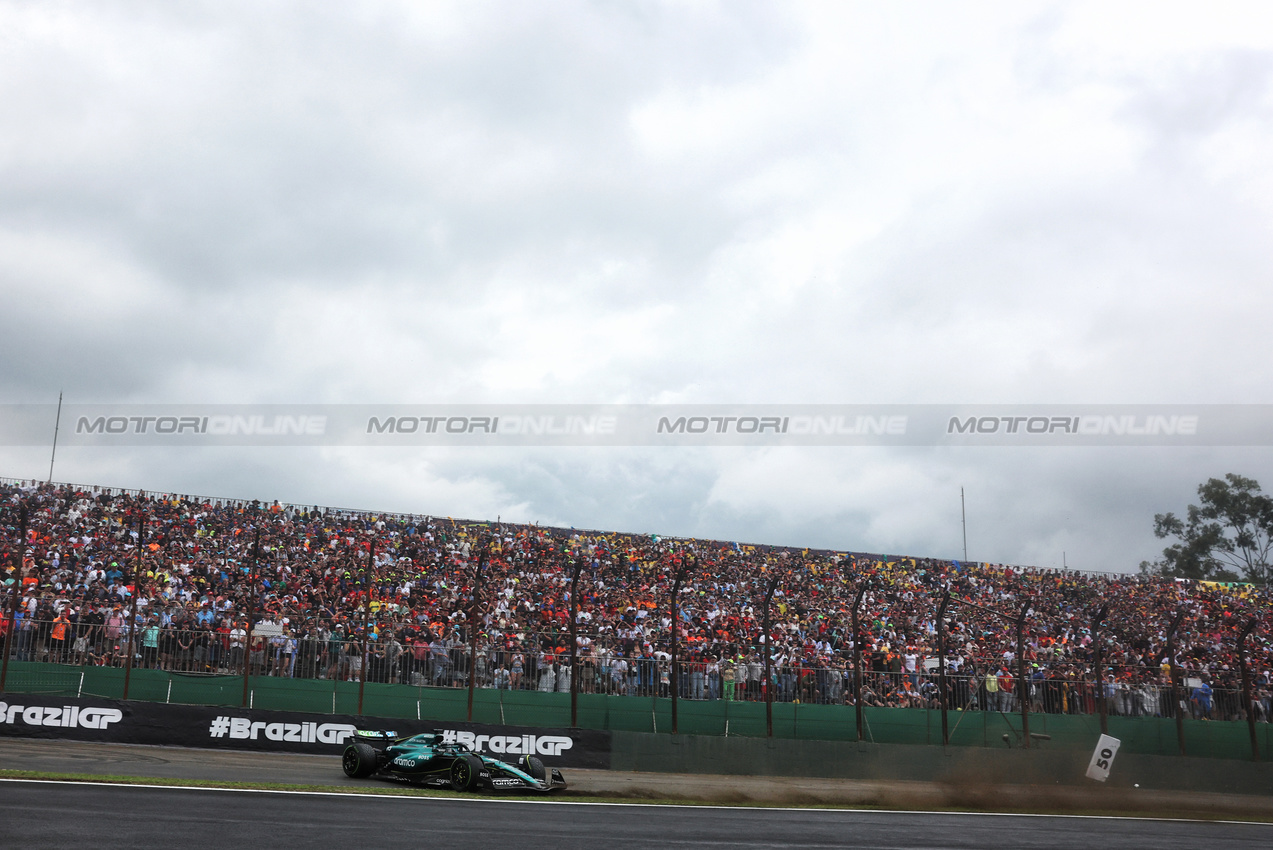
{"left": 1141, "top": 474, "right": 1273, "bottom": 585}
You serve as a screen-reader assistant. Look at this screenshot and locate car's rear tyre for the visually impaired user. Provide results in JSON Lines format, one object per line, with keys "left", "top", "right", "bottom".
{"left": 342, "top": 741, "right": 379, "bottom": 778}
{"left": 521, "top": 755, "right": 546, "bottom": 781}
{"left": 450, "top": 754, "right": 483, "bottom": 791}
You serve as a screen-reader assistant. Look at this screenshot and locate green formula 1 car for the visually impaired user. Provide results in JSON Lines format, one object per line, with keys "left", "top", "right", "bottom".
{"left": 341, "top": 730, "right": 567, "bottom": 792}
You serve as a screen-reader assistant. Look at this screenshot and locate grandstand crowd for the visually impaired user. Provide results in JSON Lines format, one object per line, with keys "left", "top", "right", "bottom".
{"left": 2, "top": 478, "right": 1270, "bottom": 722}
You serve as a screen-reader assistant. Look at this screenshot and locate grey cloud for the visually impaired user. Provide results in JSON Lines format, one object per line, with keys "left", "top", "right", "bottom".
{"left": 1, "top": 1, "right": 799, "bottom": 300}
{"left": 4, "top": 3, "right": 1273, "bottom": 574}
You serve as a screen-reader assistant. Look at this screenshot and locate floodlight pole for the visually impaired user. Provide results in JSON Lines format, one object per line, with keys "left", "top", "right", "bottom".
{"left": 960, "top": 487, "right": 968, "bottom": 562}
{"left": 48, "top": 391, "right": 63, "bottom": 484}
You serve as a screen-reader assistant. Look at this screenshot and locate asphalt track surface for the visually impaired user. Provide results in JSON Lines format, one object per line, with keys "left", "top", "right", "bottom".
{"left": 1, "top": 779, "right": 1270, "bottom": 850}
{"left": 5, "top": 738, "right": 1273, "bottom": 818}
{"left": 2, "top": 740, "right": 1271, "bottom": 848}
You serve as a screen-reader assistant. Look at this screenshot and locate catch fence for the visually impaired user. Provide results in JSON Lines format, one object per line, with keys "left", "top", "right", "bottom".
{"left": 2, "top": 618, "right": 1269, "bottom": 743}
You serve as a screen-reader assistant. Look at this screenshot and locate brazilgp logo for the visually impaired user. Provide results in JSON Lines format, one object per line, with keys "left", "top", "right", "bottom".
{"left": 207, "top": 715, "right": 356, "bottom": 745}
{"left": 441, "top": 730, "right": 573, "bottom": 757}
{"left": 0, "top": 701, "right": 123, "bottom": 730}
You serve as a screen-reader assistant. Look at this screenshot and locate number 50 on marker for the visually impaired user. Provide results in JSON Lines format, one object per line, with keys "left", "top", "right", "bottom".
{"left": 1085, "top": 734, "right": 1121, "bottom": 782}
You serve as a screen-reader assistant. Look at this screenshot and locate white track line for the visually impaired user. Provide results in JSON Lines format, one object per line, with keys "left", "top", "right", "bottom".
{"left": 1, "top": 777, "right": 1269, "bottom": 826}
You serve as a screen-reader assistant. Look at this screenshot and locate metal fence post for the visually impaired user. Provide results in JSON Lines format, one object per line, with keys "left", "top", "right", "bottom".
{"left": 670, "top": 555, "right": 694, "bottom": 735}
{"left": 952, "top": 597, "right": 1032, "bottom": 748}
{"left": 0, "top": 504, "right": 28, "bottom": 693}
{"left": 851, "top": 583, "right": 867, "bottom": 742}
{"left": 241, "top": 526, "right": 261, "bottom": 708}
{"left": 1166, "top": 610, "right": 1186, "bottom": 756}
{"left": 1238, "top": 618, "right": 1260, "bottom": 761}
{"left": 1091, "top": 605, "right": 1108, "bottom": 735}
{"left": 467, "top": 546, "right": 487, "bottom": 722}
{"left": 570, "top": 554, "right": 582, "bottom": 727}
{"left": 123, "top": 512, "right": 145, "bottom": 701}
{"left": 763, "top": 572, "right": 780, "bottom": 737}
{"left": 1015, "top": 602, "right": 1030, "bottom": 749}
{"left": 359, "top": 538, "right": 376, "bottom": 717}
{"left": 937, "top": 590, "right": 950, "bottom": 746}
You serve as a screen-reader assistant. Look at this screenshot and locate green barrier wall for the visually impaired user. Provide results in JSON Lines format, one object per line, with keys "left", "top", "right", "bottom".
{"left": 4, "top": 661, "right": 1270, "bottom": 761}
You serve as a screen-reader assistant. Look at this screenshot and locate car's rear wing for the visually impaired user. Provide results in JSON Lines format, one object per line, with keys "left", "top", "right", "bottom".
{"left": 351, "top": 729, "right": 397, "bottom": 742}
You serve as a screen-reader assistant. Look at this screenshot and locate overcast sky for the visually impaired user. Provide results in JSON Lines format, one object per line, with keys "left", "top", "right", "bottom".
{"left": 3, "top": 1, "right": 1272, "bottom": 572}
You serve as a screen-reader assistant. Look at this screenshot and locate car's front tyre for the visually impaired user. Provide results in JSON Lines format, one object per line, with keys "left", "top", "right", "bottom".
{"left": 449, "top": 754, "right": 483, "bottom": 791}
{"left": 521, "top": 755, "right": 546, "bottom": 781}
{"left": 342, "top": 741, "right": 379, "bottom": 778}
